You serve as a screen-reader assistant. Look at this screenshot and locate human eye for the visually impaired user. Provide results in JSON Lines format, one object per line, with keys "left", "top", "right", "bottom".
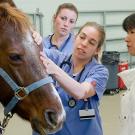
{"left": 61, "top": 16, "right": 67, "bottom": 21}
{"left": 79, "top": 35, "right": 85, "bottom": 40}
{"left": 88, "top": 40, "right": 97, "bottom": 46}
{"left": 131, "top": 31, "right": 135, "bottom": 34}
{"left": 70, "top": 19, "right": 75, "bottom": 24}
{"left": 128, "top": 29, "right": 135, "bottom": 34}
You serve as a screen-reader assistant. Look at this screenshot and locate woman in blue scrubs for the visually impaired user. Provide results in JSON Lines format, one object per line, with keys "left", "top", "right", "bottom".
{"left": 33, "top": 21, "right": 109, "bottom": 135}
{"left": 43, "top": 3, "right": 78, "bottom": 55}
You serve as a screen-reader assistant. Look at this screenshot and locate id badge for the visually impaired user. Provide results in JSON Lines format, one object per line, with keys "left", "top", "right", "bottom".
{"left": 79, "top": 109, "right": 95, "bottom": 120}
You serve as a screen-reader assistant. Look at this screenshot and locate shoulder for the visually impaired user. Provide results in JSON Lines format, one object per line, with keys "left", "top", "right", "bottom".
{"left": 68, "top": 33, "right": 75, "bottom": 42}
{"left": 95, "top": 63, "right": 108, "bottom": 74}
{"left": 65, "top": 33, "right": 75, "bottom": 44}
{"left": 85, "top": 59, "right": 109, "bottom": 82}
{"left": 90, "top": 58, "right": 108, "bottom": 73}
{"left": 42, "top": 34, "right": 53, "bottom": 47}
{"left": 44, "top": 34, "right": 52, "bottom": 39}
{"left": 95, "top": 64, "right": 109, "bottom": 80}
{"left": 43, "top": 35, "right": 52, "bottom": 42}
{"left": 69, "top": 32, "right": 75, "bottom": 38}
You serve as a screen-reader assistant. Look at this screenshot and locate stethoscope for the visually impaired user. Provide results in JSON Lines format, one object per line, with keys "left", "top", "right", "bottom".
{"left": 60, "top": 55, "right": 86, "bottom": 108}
{"left": 60, "top": 55, "right": 72, "bottom": 68}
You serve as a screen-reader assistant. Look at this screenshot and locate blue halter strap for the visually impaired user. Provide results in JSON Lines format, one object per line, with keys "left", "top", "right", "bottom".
{"left": 0, "top": 68, "right": 53, "bottom": 116}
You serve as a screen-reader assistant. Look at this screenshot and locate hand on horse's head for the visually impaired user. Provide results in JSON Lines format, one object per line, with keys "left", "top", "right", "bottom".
{"left": 40, "top": 52, "right": 59, "bottom": 75}
{"left": 32, "top": 30, "right": 42, "bottom": 46}
{"left": 31, "top": 29, "right": 43, "bottom": 51}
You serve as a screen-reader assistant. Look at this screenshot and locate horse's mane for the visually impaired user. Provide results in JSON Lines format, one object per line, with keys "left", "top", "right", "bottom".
{"left": 0, "top": 3, "right": 32, "bottom": 34}
{"left": 0, "top": 0, "right": 16, "bottom": 7}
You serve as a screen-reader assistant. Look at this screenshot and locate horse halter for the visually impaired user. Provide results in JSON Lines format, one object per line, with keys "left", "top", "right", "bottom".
{"left": 0, "top": 68, "right": 53, "bottom": 134}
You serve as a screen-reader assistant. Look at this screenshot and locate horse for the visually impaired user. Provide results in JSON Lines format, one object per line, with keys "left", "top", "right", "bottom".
{"left": 0, "top": 3, "right": 65, "bottom": 135}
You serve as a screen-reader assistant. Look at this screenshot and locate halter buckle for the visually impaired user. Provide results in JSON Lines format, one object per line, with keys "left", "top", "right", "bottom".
{"left": 15, "top": 87, "right": 29, "bottom": 100}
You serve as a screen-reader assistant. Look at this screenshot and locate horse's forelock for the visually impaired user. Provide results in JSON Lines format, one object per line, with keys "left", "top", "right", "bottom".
{"left": 0, "top": 0, "right": 16, "bottom": 7}
{"left": 0, "top": 3, "right": 32, "bottom": 34}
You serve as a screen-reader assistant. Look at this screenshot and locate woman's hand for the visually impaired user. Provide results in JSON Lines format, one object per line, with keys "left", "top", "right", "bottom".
{"left": 40, "top": 52, "right": 58, "bottom": 75}
{"left": 32, "top": 30, "right": 42, "bottom": 45}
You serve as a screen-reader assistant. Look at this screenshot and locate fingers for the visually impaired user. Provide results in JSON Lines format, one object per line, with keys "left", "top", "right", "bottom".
{"left": 32, "top": 31, "right": 42, "bottom": 45}
{"left": 40, "top": 55, "right": 48, "bottom": 68}
{"left": 40, "top": 52, "right": 49, "bottom": 66}
{"left": 40, "top": 54, "right": 47, "bottom": 63}
{"left": 39, "top": 52, "right": 57, "bottom": 75}
{"left": 39, "top": 52, "right": 54, "bottom": 73}
{"left": 40, "top": 51, "right": 48, "bottom": 58}
{"left": 40, "top": 51, "right": 45, "bottom": 56}
{"left": 40, "top": 55, "right": 52, "bottom": 74}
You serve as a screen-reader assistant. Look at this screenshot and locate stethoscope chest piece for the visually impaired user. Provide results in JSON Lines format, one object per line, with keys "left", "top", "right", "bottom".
{"left": 68, "top": 98, "right": 76, "bottom": 108}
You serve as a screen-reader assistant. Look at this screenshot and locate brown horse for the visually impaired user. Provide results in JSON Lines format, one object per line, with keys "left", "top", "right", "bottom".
{"left": 0, "top": 3, "right": 65, "bottom": 135}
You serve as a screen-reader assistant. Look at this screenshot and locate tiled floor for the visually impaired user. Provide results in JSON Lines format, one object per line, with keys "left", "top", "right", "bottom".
{"left": 0, "top": 91, "right": 123, "bottom": 135}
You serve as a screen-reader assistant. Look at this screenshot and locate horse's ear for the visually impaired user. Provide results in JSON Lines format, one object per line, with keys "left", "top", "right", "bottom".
{"left": 0, "top": 0, "right": 16, "bottom": 7}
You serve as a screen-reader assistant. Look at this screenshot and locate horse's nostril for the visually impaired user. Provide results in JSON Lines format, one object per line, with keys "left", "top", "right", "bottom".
{"left": 45, "top": 110, "right": 57, "bottom": 128}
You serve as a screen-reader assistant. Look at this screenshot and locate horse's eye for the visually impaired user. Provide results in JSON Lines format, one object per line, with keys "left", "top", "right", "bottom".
{"left": 9, "top": 54, "right": 22, "bottom": 61}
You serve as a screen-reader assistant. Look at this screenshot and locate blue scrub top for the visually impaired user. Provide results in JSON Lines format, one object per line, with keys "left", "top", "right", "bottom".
{"left": 42, "top": 33, "right": 74, "bottom": 55}
{"left": 33, "top": 49, "right": 109, "bottom": 135}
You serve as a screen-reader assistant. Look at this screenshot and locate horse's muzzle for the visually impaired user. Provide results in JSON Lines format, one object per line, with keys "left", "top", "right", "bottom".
{"left": 31, "top": 108, "right": 66, "bottom": 135}
{"left": 45, "top": 109, "right": 66, "bottom": 134}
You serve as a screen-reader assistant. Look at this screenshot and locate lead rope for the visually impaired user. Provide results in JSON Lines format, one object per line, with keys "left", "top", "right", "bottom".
{"left": 0, "top": 113, "right": 13, "bottom": 135}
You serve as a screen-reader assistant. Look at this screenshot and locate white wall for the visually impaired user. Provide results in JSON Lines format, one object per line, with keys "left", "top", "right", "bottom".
{"left": 13, "top": 0, "right": 135, "bottom": 64}
{"left": 14, "top": 0, "right": 135, "bottom": 36}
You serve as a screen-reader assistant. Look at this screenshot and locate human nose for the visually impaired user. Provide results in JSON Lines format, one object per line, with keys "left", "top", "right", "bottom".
{"left": 64, "top": 20, "right": 69, "bottom": 27}
{"left": 81, "top": 39, "right": 88, "bottom": 47}
{"left": 124, "top": 34, "right": 130, "bottom": 43}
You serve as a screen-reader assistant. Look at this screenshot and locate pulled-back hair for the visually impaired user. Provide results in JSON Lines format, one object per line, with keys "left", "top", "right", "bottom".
{"left": 55, "top": 3, "right": 78, "bottom": 21}
{"left": 77, "top": 22, "right": 105, "bottom": 48}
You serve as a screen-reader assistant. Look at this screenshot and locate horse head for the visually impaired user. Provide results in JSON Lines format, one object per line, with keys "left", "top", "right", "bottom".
{"left": 0, "top": 3, "right": 65, "bottom": 135}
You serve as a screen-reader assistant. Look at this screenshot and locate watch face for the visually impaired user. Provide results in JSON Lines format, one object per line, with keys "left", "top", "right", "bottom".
{"left": 68, "top": 98, "right": 76, "bottom": 108}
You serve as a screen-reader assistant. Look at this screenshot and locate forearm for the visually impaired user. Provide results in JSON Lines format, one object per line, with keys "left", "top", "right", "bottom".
{"left": 40, "top": 52, "right": 95, "bottom": 99}
{"left": 53, "top": 66, "right": 95, "bottom": 99}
